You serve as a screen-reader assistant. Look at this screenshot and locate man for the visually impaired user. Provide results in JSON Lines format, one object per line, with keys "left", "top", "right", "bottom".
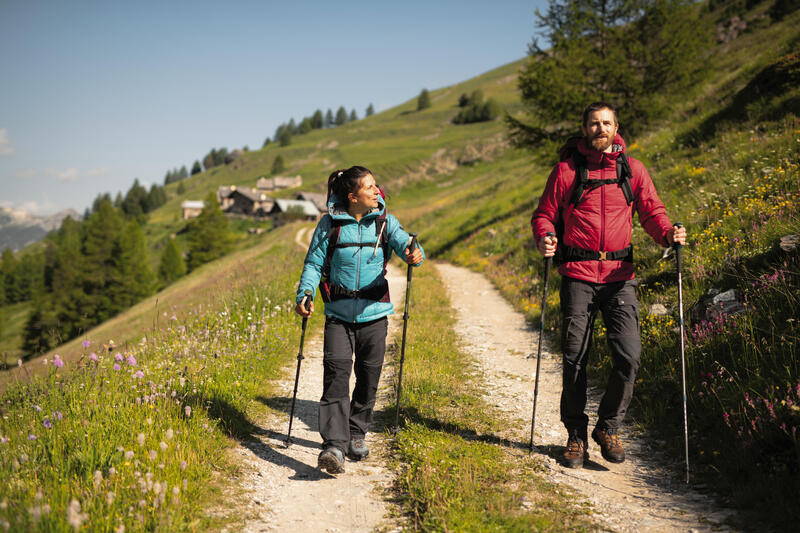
{"left": 531, "top": 102, "right": 686, "bottom": 468}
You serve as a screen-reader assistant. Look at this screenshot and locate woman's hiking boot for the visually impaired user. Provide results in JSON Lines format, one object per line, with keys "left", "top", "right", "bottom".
{"left": 347, "top": 437, "right": 369, "bottom": 461}
{"left": 318, "top": 447, "right": 345, "bottom": 474}
{"left": 562, "top": 434, "right": 588, "bottom": 468}
{"left": 592, "top": 427, "right": 625, "bottom": 463}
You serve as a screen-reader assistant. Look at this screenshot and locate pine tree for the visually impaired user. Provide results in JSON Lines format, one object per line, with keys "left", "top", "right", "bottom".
{"left": 511, "top": 0, "right": 710, "bottom": 144}
{"left": 349, "top": 109, "right": 358, "bottom": 122}
{"left": 263, "top": 137, "right": 271, "bottom": 148}
{"left": 1, "top": 249, "right": 20, "bottom": 304}
{"left": 417, "top": 89, "right": 431, "bottom": 110}
{"left": 122, "top": 179, "right": 148, "bottom": 221}
{"left": 109, "top": 220, "right": 154, "bottom": 308}
{"left": 80, "top": 198, "right": 124, "bottom": 326}
{"left": 311, "top": 109, "right": 324, "bottom": 129}
{"left": 203, "top": 152, "right": 215, "bottom": 171}
{"left": 271, "top": 155, "right": 285, "bottom": 175}
{"left": 179, "top": 165, "right": 188, "bottom": 179}
{"left": 185, "top": 192, "right": 234, "bottom": 271}
{"left": 335, "top": 106, "right": 348, "bottom": 126}
{"left": 158, "top": 238, "right": 186, "bottom": 287}
{"left": 279, "top": 128, "right": 292, "bottom": 146}
{"left": 325, "top": 109, "right": 334, "bottom": 128}
{"left": 298, "top": 117, "right": 313, "bottom": 134}
{"left": 365, "top": 103, "right": 375, "bottom": 117}
{"left": 191, "top": 160, "right": 202, "bottom": 175}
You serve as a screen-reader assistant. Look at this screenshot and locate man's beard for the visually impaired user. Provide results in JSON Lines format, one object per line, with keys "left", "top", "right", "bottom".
{"left": 588, "top": 134, "right": 613, "bottom": 152}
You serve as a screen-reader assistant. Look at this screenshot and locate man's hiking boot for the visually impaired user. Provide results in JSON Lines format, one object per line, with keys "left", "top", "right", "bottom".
{"left": 347, "top": 437, "right": 369, "bottom": 461}
{"left": 562, "top": 435, "right": 588, "bottom": 468}
{"left": 592, "top": 427, "right": 625, "bottom": 463}
{"left": 318, "top": 447, "right": 345, "bottom": 474}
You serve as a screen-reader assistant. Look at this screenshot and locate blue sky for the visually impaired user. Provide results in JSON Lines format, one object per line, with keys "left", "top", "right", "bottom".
{"left": 0, "top": 0, "right": 546, "bottom": 216}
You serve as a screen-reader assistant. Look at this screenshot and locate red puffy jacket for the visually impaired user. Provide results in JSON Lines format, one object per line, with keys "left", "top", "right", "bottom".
{"left": 531, "top": 134, "right": 673, "bottom": 284}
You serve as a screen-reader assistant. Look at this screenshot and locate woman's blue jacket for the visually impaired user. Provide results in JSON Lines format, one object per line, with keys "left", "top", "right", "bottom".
{"left": 296, "top": 194, "right": 424, "bottom": 323}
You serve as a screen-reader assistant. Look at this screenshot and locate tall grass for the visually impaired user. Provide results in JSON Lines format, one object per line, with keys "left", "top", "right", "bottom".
{"left": 0, "top": 241, "right": 306, "bottom": 531}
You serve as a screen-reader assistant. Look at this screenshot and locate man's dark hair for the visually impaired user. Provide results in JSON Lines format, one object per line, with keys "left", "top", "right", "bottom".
{"left": 582, "top": 102, "right": 618, "bottom": 127}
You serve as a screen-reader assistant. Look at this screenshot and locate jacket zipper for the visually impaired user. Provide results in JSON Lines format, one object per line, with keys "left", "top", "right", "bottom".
{"left": 354, "top": 222, "right": 362, "bottom": 320}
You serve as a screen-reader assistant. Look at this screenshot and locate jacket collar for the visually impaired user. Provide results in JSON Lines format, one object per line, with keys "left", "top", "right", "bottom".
{"left": 576, "top": 132, "right": 627, "bottom": 167}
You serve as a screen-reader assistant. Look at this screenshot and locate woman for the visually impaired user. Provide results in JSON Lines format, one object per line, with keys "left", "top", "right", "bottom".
{"left": 295, "top": 165, "right": 424, "bottom": 474}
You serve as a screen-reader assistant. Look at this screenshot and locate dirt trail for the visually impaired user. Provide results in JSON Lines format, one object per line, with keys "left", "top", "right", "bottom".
{"left": 222, "top": 228, "right": 404, "bottom": 533}
{"left": 434, "top": 261, "right": 737, "bottom": 533}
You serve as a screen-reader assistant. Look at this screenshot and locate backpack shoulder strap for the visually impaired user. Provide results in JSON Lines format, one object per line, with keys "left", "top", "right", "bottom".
{"left": 616, "top": 152, "right": 635, "bottom": 205}
{"left": 376, "top": 211, "right": 390, "bottom": 272}
{"left": 569, "top": 151, "right": 589, "bottom": 205}
{"left": 322, "top": 219, "right": 343, "bottom": 278}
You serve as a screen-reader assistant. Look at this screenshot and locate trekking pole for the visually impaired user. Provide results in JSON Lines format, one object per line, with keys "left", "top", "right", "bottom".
{"left": 394, "top": 233, "right": 419, "bottom": 432}
{"left": 674, "top": 222, "right": 690, "bottom": 483}
{"left": 530, "top": 232, "right": 554, "bottom": 452}
{"left": 285, "top": 289, "right": 312, "bottom": 447}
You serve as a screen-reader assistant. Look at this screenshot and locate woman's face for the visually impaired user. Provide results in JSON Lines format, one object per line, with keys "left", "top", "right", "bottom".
{"left": 349, "top": 174, "right": 380, "bottom": 210}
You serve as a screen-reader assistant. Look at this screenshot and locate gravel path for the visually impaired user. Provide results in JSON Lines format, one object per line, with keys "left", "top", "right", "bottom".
{"left": 435, "top": 261, "right": 737, "bottom": 533}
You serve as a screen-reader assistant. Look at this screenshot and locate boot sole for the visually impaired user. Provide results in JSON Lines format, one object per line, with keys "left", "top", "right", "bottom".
{"left": 346, "top": 450, "right": 369, "bottom": 461}
{"left": 318, "top": 454, "right": 345, "bottom": 474}
{"left": 562, "top": 452, "right": 588, "bottom": 469}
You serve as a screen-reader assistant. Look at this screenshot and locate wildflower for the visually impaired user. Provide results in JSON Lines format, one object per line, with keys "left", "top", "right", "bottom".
{"left": 135, "top": 370, "right": 144, "bottom": 379}
{"left": 89, "top": 352, "right": 98, "bottom": 362}
{"left": 113, "top": 364, "right": 121, "bottom": 371}
{"left": 94, "top": 470, "right": 103, "bottom": 487}
{"left": 125, "top": 450, "right": 135, "bottom": 460}
{"left": 67, "top": 499, "right": 86, "bottom": 530}
{"left": 127, "top": 355, "right": 137, "bottom": 366}
{"left": 53, "top": 411, "right": 63, "bottom": 421}
{"left": 43, "top": 418, "right": 52, "bottom": 429}
{"left": 137, "top": 433, "right": 145, "bottom": 446}
{"left": 149, "top": 450, "right": 157, "bottom": 461}
{"left": 180, "top": 460, "right": 187, "bottom": 471}
{"left": 109, "top": 466, "right": 116, "bottom": 476}
{"left": 53, "top": 355, "right": 64, "bottom": 368}
{"left": 107, "top": 491, "right": 115, "bottom": 505}
{"left": 82, "top": 340, "right": 91, "bottom": 348}
{"left": 723, "top": 412, "right": 730, "bottom": 426}
{"left": 160, "top": 441, "right": 167, "bottom": 452}
{"left": 19, "top": 453, "right": 28, "bottom": 464}
{"left": 28, "top": 433, "right": 37, "bottom": 440}
{"left": 33, "top": 405, "right": 42, "bottom": 412}
{"left": 185, "top": 405, "right": 192, "bottom": 417}
{"left": 114, "top": 353, "right": 123, "bottom": 362}
{"left": 166, "top": 428, "right": 174, "bottom": 440}
{"left": 0, "top": 437, "right": 7, "bottom": 444}
{"left": 179, "top": 377, "right": 185, "bottom": 387}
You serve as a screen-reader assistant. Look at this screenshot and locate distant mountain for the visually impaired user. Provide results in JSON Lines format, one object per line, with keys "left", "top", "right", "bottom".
{"left": 0, "top": 206, "right": 81, "bottom": 252}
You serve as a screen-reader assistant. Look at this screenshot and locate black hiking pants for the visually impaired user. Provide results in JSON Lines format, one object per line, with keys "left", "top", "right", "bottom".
{"left": 319, "top": 316, "right": 387, "bottom": 453}
{"left": 560, "top": 276, "right": 641, "bottom": 440}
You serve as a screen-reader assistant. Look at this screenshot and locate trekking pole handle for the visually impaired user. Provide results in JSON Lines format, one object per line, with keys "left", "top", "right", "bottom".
{"left": 406, "top": 233, "right": 418, "bottom": 282}
{"left": 300, "top": 289, "right": 312, "bottom": 313}
{"left": 673, "top": 223, "right": 683, "bottom": 272}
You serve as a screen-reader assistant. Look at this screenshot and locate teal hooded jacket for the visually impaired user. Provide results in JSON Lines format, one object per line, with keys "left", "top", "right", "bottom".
{"left": 296, "top": 194, "right": 424, "bottom": 323}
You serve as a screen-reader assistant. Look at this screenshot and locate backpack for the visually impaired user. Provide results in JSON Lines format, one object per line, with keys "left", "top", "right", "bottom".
{"left": 554, "top": 146, "right": 636, "bottom": 265}
{"left": 318, "top": 210, "right": 391, "bottom": 303}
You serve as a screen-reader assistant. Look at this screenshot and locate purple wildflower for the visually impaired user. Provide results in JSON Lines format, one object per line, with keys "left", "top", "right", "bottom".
{"left": 1, "top": 437, "right": 8, "bottom": 444}
{"left": 53, "top": 411, "right": 63, "bottom": 421}
{"left": 53, "top": 355, "right": 64, "bottom": 368}
{"left": 33, "top": 405, "right": 42, "bottom": 412}
{"left": 126, "top": 355, "right": 137, "bottom": 366}
{"left": 114, "top": 353, "right": 123, "bottom": 362}
{"left": 82, "top": 340, "right": 91, "bottom": 348}
{"left": 135, "top": 370, "right": 144, "bottom": 379}
{"left": 43, "top": 418, "right": 52, "bottom": 429}
{"left": 113, "top": 364, "right": 120, "bottom": 371}
{"left": 89, "top": 352, "right": 98, "bottom": 363}
{"left": 28, "top": 434, "right": 37, "bottom": 441}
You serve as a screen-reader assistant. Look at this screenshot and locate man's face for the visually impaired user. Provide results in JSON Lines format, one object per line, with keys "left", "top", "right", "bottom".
{"left": 581, "top": 108, "right": 618, "bottom": 153}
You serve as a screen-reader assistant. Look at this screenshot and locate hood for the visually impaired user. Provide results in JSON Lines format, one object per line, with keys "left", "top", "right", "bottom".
{"left": 558, "top": 132, "right": 627, "bottom": 162}
{"left": 327, "top": 193, "right": 385, "bottom": 221}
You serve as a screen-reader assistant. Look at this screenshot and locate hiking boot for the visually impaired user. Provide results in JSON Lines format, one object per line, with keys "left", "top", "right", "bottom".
{"left": 318, "top": 447, "right": 345, "bottom": 474}
{"left": 347, "top": 437, "right": 369, "bottom": 461}
{"left": 562, "top": 435, "right": 588, "bottom": 468}
{"left": 592, "top": 427, "right": 625, "bottom": 463}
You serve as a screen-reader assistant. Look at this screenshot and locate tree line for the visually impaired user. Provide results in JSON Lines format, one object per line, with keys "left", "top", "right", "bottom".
{"left": 265, "top": 103, "right": 375, "bottom": 148}
{"left": 2, "top": 190, "right": 233, "bottom": 356}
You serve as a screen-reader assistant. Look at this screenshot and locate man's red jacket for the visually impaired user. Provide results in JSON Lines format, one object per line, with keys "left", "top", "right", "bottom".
{"left": 531, "top": 134, "right": 673, "bottom": 284}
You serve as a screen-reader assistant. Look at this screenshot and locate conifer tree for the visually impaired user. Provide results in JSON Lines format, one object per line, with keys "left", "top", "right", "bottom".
{"left": 80, "top": 199, "right": 124, "bottom": 325}
{"left": 417, "top": 89, "right": 431, "bottom": 110}
{"left": 1, "top": 249, "right": 20, "bottom": 304}
{"left": 325, "top": 109, "right": 334, "bottom": 128}
{"left": 109, "top": 220, "right": 155, "bottom": 308}
{"left": 263, "top": 137, "right": 271, "bottom": 148}
{"left": 349, "top": 109, "right": 358, "bottom": 122}
{"left": 335, "top": 106, "right": 348, "bottom": 126}
{"left": 185, "top": 192, "right": 234, "bottom": 271}
{"left": 510, "top": 0, "right": 710, "bottom": 144}
{"left": 311, "top": 109, "right": 324, "bottom": 129}
{"left": 177, "top": 180, "right": 186, "bottom": 195}
{"left": 191, "top": 160, "right": 202, "bottom": 175}
{"left": 272, "top": 155, "right": 285, "bottom": 175}
{"left": 298, "top": 117, "right": 313, "bottom": 134}
{"left": 365, "top": 103, "right": 375, "bottom": 116}
{"left": 179, "top": 165, "right": 188, "bottom": 179}
{"left": 158, "top": 238, "right": 186, "bottom": 287}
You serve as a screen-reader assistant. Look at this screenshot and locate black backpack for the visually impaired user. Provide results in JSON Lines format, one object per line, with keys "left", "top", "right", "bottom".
{"left": 554, "top": 147, "right": 636, "bottom": 265}
{"left": 318, "top": 211, "right": 391, "bottom": 303}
